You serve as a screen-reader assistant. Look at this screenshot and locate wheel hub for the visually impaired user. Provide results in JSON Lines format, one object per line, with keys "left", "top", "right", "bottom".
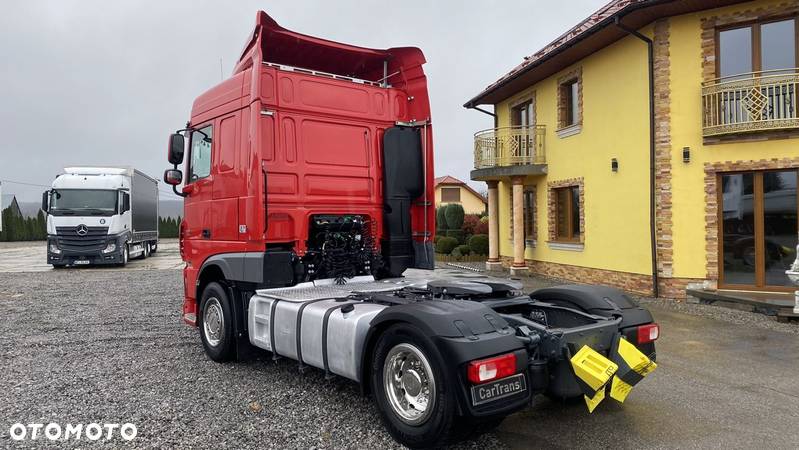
{"left": 383, "top": 343, "right": 436, "bottom": 425}
{"left": 203, "top": 298, "right": 224, "bottom": 347}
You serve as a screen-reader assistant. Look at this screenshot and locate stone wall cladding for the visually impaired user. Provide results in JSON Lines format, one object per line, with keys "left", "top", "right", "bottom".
{"left": 653, "top": 18, "right": 673, "bottom": 290}
{"left": 496, "top": 256, "right": 698, "bottom": 298}
{"left": 547, "top": 178, "right": 585, "bottom": 243}
{"left": 704, "top": 157, "right": 799, "bottom": 285}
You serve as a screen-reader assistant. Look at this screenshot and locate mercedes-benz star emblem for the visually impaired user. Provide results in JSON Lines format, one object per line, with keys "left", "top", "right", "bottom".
{"left": 76, "top": 224, "right": 89, "bottom": 236}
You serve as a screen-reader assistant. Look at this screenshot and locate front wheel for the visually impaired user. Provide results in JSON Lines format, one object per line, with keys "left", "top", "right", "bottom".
{"left": 199, "top": 282, "right": 235, "bottom": 362}
{"left": 371, "top": 324, "right": 463, "bottom": 448}
{"left": 116, "top": 245, "right": 129, "bottom": 267}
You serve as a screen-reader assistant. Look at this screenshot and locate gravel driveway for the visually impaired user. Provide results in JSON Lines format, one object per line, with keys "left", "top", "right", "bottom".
{"left": 2, "top": 264, "right": 798, "bottom": 449}
{"left": 0, "top": 269, "right": 500, "bottom": 449}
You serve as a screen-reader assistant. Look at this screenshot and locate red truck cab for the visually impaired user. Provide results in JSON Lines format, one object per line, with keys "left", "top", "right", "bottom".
{"left": 164, "top": 11, "right": 435, "bottom": 326}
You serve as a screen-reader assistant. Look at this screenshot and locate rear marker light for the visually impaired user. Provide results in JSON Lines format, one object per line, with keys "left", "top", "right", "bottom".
{"left": 637, "top": 323, "right": 660, "bottom": 344}
{"left": 467, "top": 353, "right": 516, "bottom": 384}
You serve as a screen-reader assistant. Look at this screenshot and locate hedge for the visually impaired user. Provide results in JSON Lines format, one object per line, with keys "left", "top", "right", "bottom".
{"left": 435, "top": 236, "right": 459, "bottom": 255}
{"left": 468, "top": 234, "right": 489, "bottom": 256}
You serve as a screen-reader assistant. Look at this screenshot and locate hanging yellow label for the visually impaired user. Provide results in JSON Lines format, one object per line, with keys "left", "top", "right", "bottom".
{"left": 584, "top": 387, "right": 606, "bottom": 413}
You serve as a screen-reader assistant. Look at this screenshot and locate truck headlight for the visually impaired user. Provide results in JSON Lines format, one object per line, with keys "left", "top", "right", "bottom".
{"left": 49, "top": 242, "right": 61, "bottom": 254}
{"left": 102, "top": 242, "right": 117, "bottom": 254}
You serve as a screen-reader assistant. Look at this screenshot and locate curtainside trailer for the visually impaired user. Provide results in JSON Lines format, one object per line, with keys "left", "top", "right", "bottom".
{"left": 43, "top": 167, "right": 159, "bottom": 267}
{"left": 162, "top": 11, "right": 659, "bottom": 448}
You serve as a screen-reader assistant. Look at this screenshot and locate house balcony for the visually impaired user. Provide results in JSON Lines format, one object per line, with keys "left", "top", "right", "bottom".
{"left": 470, "top": 125, "right": 547, "bottom": 181}
{"left": 702, "top": 69, "right": 799, "bottom": 138}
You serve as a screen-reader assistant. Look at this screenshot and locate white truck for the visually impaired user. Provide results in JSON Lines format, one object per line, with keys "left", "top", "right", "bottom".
{"left": 42, "top": 167, "right": 159, "bottom": 268}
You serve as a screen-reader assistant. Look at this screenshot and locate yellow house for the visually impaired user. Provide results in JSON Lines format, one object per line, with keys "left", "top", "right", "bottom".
{"left": 434, "top": 175, "right": 487, "bottom": 215}
{"left": 466, "top": 0, "right": 798, "bottom": 299}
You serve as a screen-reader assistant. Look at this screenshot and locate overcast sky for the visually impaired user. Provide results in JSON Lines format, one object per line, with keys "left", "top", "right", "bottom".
{"left": 0, "top": 0, "right": 605, "bottom": 201}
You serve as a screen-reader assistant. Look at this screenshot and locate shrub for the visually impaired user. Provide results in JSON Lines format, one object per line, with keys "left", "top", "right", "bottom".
{"left": 451, "top": 247, "right": 463, "bottom": 258}
{"left": 468, "top": 234, "right": 489, "bottom": 256}
{"left": 463, "top": 214, "right": 488, "bottom": 236}
{"left": 436, "top": 207, "right": 447, "bottom": 232}
{"left": 435, "top": 236, "right": 459, "bottom": 255}
{"left": 445, "top": 229, "right": 465, "bottom": 244}
{"left": 455, "top": 244, "right": 471, "bottom": 256}
{"left": 443, "top": 203, "right": 465, "bottom": 229}
{"left": 433, "top": 234, "right": 441, "bottom": 244}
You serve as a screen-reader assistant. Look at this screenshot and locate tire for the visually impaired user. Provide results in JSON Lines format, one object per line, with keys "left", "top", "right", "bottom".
{"left": 117, "top": 245, "right": 129, "bottom": 267}
{"left": 52, "top": 264, "right": 66, "bottom": 269}
{"left": 199, "top": 282, "right": 236, "bottom": 362}
{"left": 150, "top": 241, "right": 157, "bottom": 254}
{"left": 370, "top": 323, "right": 463, "bottom": 448}
{"left": 143, "top": 242, "right": 150, "bottom": 258}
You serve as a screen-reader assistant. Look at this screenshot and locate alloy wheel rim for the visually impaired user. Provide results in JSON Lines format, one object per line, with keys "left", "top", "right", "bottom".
{"left": 203, "top": 297, "right": 224, "bottom": 347}
{"left": 383, "top": 343, "right": 436, "bottom": 425}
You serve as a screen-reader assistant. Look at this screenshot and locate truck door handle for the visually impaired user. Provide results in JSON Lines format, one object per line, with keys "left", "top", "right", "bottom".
{"left": 202, "top": 229, "right": 211, "bottom": 239}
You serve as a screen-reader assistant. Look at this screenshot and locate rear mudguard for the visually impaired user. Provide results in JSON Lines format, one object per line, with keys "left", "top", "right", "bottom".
{"left": 362, "top": 300, "right": 531, "bottom": 418}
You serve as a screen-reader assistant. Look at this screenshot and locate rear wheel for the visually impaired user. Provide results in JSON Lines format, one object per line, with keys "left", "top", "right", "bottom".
{"left": 143, "top": 242, "right": 151, "bottom": 258}
{"left": 199, "top": 282, "right": 235, "bottom": 362}
{"left": 371, "top": 323, "right": 463, "bottom": 448}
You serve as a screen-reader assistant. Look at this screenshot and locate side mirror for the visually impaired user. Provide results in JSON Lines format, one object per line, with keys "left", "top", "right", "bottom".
{"left": 121, "top": 192, "right": 131, "bottom": 213}
{"left": 41, "top": 190, "right": 50, "bottom": 213}
{"left": 163, "top": 169, "right": 183, "bottom": 186}
{"left": 168, "top": 133, "right": 185, "bottom": 165}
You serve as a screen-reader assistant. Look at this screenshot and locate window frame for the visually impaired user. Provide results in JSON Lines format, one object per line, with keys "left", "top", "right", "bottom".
{"left": 523, "top": 188, "right": 536, "bottom": 246}
{"left": 188, "top": 124, "right": 214, "bottom": 183}
{"left": 440, "top": 187, "right": 461, "bottom": 203}
{"left": 715, "top": 16, "right": 799, "bottom": 78}
{"left": 554, "top": 186, "right": 581, "bottom": 242}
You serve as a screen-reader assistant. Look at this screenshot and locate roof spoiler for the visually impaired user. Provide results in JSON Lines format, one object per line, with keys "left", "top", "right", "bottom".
{"left": 233, "top": 11, "right": 425, "bottom": 85}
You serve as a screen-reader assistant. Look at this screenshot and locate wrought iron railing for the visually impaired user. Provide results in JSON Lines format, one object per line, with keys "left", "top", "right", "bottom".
{"left": 702, "top": 69, "right": 799, "bottom": 137}
{"left": 473, "top": 125, "right": 546, "bottom": 169}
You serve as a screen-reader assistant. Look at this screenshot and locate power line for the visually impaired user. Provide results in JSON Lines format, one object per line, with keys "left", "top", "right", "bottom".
{"left": 0, "top": 178, "right": 51, "bottom": 188}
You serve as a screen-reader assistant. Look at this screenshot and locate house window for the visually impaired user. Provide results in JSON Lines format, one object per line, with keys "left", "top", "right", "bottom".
{"left": 555, "top": 186, "right": 581, "bottom": 241}
{"left": 557, "top": 68, "right": 582, "bottom": 135}
{"left": 563, "top": 80, "right": 579, "bottom": 126}
{"left": 523, "top": 189, "right": 535, "bottom": 244}
{"left": 441, "top": 187, "right": 460, "bottom": 202}
{"left": 511, "top": 101, "right": 533, "bottom": 127}
{"left": 718, "top": 18, "right": 796, "bottom": 78}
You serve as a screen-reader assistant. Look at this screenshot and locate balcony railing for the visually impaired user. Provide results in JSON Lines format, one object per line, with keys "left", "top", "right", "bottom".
{"left": 702, "top": 69, "right": 799, "bottom": 137}
{"left": 473, "top": 125, "right": 546, "bottom": 169}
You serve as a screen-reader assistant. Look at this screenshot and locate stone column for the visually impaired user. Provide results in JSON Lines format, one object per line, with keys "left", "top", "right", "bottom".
{"left": 485, "top": 181, "right": 502, "bottom": 271}
{"left": 510, "top": 176, "right": 526, "bottom": 276}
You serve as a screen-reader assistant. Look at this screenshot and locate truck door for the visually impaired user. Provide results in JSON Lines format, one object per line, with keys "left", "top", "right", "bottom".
{"left": 183, "top": 125, "right": 214, "bottom": 242}
{"left": 210, "top": 113, "right": 244, "bottom": 241}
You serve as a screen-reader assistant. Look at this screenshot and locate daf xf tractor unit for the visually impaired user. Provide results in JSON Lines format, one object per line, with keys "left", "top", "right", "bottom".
{"left": 162, "top": 12, "right": 659, "bottom": 448}
{"left": 43, "top": 167, "right": 159, "bottom": 267}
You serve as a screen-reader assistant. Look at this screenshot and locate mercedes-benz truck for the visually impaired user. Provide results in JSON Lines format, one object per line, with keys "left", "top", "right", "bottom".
{"left": 43, "top": 167, "right": 159, "bottom": 267}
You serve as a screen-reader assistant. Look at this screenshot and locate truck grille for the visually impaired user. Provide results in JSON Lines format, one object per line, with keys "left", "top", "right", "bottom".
{"left": 56, "top": 226, "right": 109, "bottom": 253}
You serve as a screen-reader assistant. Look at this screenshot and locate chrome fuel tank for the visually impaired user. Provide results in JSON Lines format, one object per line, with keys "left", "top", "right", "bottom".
{"left": 248, "top": 290, "right": 386, "bottom": 381}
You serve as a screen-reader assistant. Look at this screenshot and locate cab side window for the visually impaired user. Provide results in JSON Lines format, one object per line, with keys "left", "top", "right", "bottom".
{"left": 189, "top": 125, "right": 213, "bottom": 181}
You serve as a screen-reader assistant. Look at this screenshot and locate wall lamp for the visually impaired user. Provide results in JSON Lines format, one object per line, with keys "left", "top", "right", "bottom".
{"left": 611, "top": 158, "right": 619, "bottom": 172}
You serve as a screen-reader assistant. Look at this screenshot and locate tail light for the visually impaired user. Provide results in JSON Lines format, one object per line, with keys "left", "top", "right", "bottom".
{"left": 637, "top": 323, "right": 660, "bottom": 344}
{"left": 467, "top": 353, "right": 517, "bottom": 384}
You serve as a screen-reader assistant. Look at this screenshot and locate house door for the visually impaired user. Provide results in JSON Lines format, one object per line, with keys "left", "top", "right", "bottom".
{"left": 719, "top": 170, "right": 798, "bottom": 290}
{"left": 510, "top": 101, "right": 534, "bottom": 161}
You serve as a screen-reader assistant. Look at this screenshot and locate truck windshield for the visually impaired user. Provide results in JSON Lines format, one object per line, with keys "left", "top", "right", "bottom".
{"left": 50, "top": 189, "right": 118, "bottom": 216}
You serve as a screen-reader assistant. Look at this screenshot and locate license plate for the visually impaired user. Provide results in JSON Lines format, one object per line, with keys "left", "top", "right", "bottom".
{"left": 471, "top": 373, "right": 527, "bottom": 406}
{"left": 74, "top": 260, "right": 90, "bottom": 265}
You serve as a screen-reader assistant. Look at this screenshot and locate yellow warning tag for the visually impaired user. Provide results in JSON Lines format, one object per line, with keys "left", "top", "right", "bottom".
{"left": 584, "top": 387, "right": 605, "bottom": 413}
{"left": 617, "top": 339, "right": 657, "bottom": 377}
{"left": 609, "top": 375, "right": 633, "bottom": 403}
